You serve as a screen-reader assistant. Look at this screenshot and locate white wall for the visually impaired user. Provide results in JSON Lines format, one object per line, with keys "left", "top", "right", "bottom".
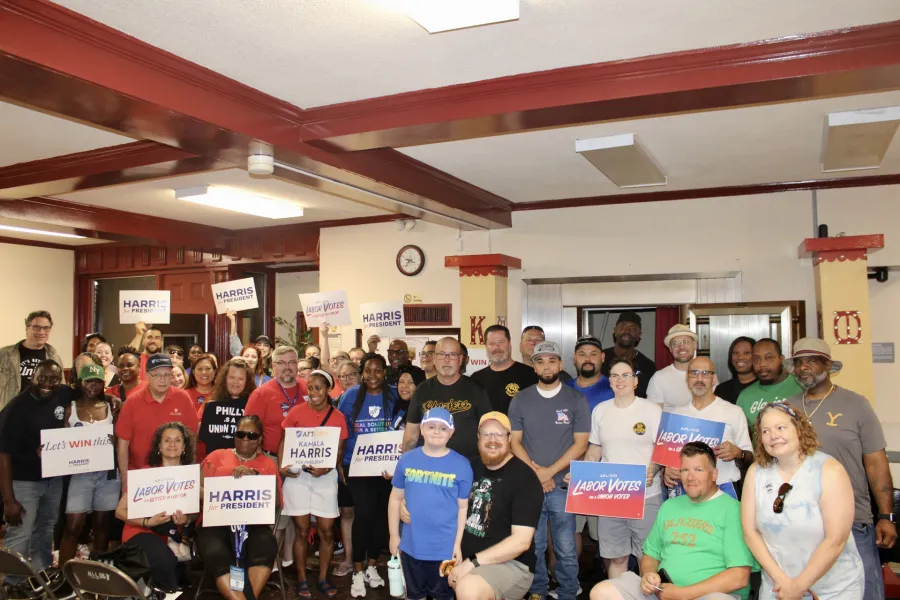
{"left": 0, "top": 243, "right": 74, "bottom": 367}
{"left": 274, "top": 271, "right": 319, "bottom": 341}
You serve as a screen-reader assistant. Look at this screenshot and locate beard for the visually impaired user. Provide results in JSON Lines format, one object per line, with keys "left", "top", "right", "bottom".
{"left": 758, "top": 364, "right": 784, "bottom": 383}
{"left": 489, "top": 352, "right": 509, "bottom": 365}
{"left": 615, "top": 333, "right": 637, "bottom": 349}
{"left": 539, "top": 372, "right": 560, "bottom": 385}
{"left": 479, "top": 444, "right": 509, "bottom": 467}
{"left": 577, "top": 363, "right": 597, "bottom": 378}
{"left": 798, "top": 369, "right": 828, "bottom": 390}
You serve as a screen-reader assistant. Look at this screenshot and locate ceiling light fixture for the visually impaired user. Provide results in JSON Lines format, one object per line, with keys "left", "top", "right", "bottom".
{"left": 174, "top": 185, "right": 303, "bottom": 219}
{"left": 821, "top": 106, "right": 900, "bottom": 172}
{"left": 576, "top": 133, "right": 667, "bottom": 188}
{"left": 406, "top": 0, "right": 519, "bottom": 33}
{"left": 0, "top": 224, "right": 85, "bottom": 239}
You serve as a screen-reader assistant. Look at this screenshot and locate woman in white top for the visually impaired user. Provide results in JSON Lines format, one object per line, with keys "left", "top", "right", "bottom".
{"left": 582, "top": 357, "right": 663, "bottom": 580}
{"left": 94, "top": 341, "right": 118, "bottom": 387}
{"left": 741, "top": 402, "right": 863, "bottom": 600}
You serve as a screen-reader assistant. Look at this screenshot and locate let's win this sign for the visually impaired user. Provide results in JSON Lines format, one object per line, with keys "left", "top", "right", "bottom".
{"left": 119, "top": 290, "right": 170, "bottom": 324}
{"left": 41, "top": 425, "right": 114, "bottom": 478}
{"left": 211, "top": 277, "right": 259, "bottom": 314}
{"left": 127, "top": 464, "right": 200, "bottom": 519}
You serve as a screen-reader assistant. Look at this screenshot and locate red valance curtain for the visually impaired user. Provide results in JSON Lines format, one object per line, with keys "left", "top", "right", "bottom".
{"left": 654, "top": 306, "right": 681, "bottom": 370}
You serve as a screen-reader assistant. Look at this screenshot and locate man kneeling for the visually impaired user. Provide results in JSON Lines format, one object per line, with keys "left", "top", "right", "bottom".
{"left": 591, "top": 442, "right": 753, "bottom": 600}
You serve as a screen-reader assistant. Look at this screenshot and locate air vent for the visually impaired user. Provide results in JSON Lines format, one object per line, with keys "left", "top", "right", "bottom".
{"left": 404, "top": 304, "right": 452, "bottom": 326}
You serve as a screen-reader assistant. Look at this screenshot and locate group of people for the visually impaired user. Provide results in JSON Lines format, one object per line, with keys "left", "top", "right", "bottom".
{"left": 0, "top": 309, "right": 895, "bottom": 600}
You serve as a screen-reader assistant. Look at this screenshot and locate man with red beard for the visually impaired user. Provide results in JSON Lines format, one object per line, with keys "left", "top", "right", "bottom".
{"left": 449, "top": 412, "right": 543, "bottom": 600}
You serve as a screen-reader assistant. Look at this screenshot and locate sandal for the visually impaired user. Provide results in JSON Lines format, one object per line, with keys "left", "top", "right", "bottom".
{"left": 296, "top": 580, "right": 313, "bottom": 599}
{"left": 317, "top": 580, "right": 338, "bottom": 598}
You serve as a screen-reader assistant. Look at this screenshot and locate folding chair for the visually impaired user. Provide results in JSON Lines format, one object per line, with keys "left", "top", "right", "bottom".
{"left": 61, "top": 559, "right": 148, "bottom": 600}
{"left": 192, "top": 524, "right": 286, "bottom": 600}
{"left": 0, "top": 546, "right": 59, "bottom": 600}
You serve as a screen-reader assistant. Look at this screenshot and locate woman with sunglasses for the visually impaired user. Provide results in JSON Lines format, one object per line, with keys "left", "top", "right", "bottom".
{"left": 197, "top": 358, "right": 256, "bottom": 462}
{"left": 197, "top": 415, "right": 279, "bottom": 600}
{"left": 239, "top": 344, "right": 271, "bottom": 388}
{"left": 186, "top": 354, "right": 217, "bottom": 406}
{"left": 741, "top": 403, "right": 863, "bottom": 600}
{"left": 166, "top": 345, "right": 186, "bottom": 367}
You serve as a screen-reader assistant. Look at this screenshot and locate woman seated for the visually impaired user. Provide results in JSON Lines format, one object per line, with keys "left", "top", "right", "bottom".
{"left": 197, "top": 415, "right": 279, "bottom": 600}
{"left": 114, "top": 422, "right": 197, "bottom": 592}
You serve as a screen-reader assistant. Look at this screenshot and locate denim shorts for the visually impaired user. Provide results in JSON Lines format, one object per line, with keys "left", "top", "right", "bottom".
{"left": 66, "top": 471, "right": 121, "bottom": 513}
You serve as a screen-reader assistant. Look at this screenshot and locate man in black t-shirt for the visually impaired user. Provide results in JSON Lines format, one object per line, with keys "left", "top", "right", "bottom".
{"left": 471, "top": 325, "right": 538, "bottom": 414}
{"left": 404, "top": 337, "right": 492, "bottom": 463}
{"left": 0, "top": 310, "right": 63, "bottom": 409}
{"left": 449, "top": 411, "right": 543, "bottom": 600}
{"left": 600, "top": 312, "right": 656, "bottom": 398}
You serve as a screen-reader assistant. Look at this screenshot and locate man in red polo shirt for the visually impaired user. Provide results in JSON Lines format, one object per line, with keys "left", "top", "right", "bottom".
{"left": 245, "top": 346, "right": 310, "bottom": 457}
{"left": 115, "top": 354, "right": 199, "bottom": 487}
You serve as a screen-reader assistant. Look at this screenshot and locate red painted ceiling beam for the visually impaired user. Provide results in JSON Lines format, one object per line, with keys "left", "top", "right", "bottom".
{"left": 297, "top": 20, "right": 900, "bottom": 150}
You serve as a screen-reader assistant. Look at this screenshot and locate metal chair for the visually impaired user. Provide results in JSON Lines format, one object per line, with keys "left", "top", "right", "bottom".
{"left": 0, "top": 547, "right": 59, "bottom": 600}
{"left": 61, "top": 559, "right": 148, "bottom": 600}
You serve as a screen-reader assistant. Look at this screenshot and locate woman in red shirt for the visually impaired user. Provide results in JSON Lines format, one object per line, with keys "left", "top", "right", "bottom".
{"left": 186, "top": 354, "right": 217, "bottom": 407}
{"left": 197, "top": 415, "right": 279, "bottom": 600}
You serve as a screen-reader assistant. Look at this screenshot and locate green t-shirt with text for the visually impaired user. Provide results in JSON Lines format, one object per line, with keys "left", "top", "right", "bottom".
{"left": 736, "top": 377, "right": 803, "bottom": 434}
{"left": 643, "top": 493, "right": 754, "bottom": 600}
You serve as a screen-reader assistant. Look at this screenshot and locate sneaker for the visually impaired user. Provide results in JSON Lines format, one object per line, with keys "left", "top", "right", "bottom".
{"left": 333, "top": 561, "right": 353, "bottom": 577}
{"left": 350, "top": 571, "right": 367, "bottom": 597}
{"left": 364, "top": 565, "right": 385, "bottom": 588}
{"left": 527, "top": 594, "right": 544, "bottom": 600}
{"left": 548, "top": 586, "right": 583, "bottom": 599}
{"left": 315, "top": 541, "right": 344, "bottom": 557}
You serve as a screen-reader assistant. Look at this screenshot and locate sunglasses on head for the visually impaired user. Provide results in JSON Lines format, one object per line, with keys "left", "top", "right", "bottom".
{"left": 773, "top": 482, "right": 792, "bottom": 513}
{"left": 235, "top": 431, "right": 261, "bottom": 441}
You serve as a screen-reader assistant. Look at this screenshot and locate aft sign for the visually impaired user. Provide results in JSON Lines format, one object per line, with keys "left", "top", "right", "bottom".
{"left": 211, "top": 277, "right": 259, "bottom": 314}
{"left": 282, "top": 427, "right": 340, "bottom": 469}
{"left": 41, "top": 425, "right": 114, "bottom": 478}
{"left": 348, "top": 431, "right": 404, "bottom": 477}
{"left": 119, "top": 290, "right": 171, "bottom": 324}
{"left": 651, "top": 412, "right": 726, "bottom": 469}
{"left": 298, "top": 290, "right": 351, "bottom": 327}
{"left": 127, "top": 464, "right": 200, "bottom": 519}
{"left": 360, "top": 301, "right": 406, "bottom": 338}
{"left": 565, "top": 461, "right": 646, "bottom": 519}
{"left": 202, "top": 475, "right": 276, "bottom": 527}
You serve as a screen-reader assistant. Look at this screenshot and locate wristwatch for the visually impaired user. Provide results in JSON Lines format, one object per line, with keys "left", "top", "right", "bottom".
{"left": 467, "top": 554, "right": 480, "bottom": 568}
{"left": 878, "top": 513, "right": 896, "bottom": 523}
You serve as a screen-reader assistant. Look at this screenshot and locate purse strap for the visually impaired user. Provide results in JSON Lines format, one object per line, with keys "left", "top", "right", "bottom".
{"left": 319, "top": 405, "right": 335, "bottom": 427}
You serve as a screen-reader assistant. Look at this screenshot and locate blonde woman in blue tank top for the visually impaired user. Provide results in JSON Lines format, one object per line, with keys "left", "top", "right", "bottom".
{"left": 741, "top": 403, "right": 863, "bottom": 600}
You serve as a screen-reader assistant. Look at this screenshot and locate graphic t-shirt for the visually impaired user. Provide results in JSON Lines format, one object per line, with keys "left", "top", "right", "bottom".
{"left": 714, "top": 377, "right": 756, "bottom": 405}
{"left": 737, "top": 377, "right": 803, "bottom": 432}
{"left": 198, "top": 397, "right": 248, "bottom": 454}
{"left": 392, "top": 448, "right": 473, "bottom": 560}
{"left": 644, "top": 493, "right": 754, "bottom": 600}
{"left": 338, "top": 386, "right": 395, "bottom": 466}
{"left": 407, "top": 377, "right": 492, "bottom": 462}
{"left": 565, "top": 376, "right": 615, "bottom": 413}
{"left": 17, "top": 342, "right": 46, "bottom": 392}
{"left": 0, "top": 386, "right": 72, "bottom": 481}
{"left": 462, "top": 456, "right": 544, "bottom": 572}
{"left": 470, "top": 362, "right": 539, "bottom": 415}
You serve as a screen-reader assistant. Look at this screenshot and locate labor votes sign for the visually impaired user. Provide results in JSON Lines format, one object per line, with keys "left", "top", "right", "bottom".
{"left": 360, "top": 301, "right": 406, "bottom": 338}
{"left": 211, "top": 277, "right": 259, "bottom": 314}
{"left": 298, "top": 290, "right": 351, "bottom": 327}
{"left": 651, "top": 412, "right": 726, "bottom": 469}
{"left": 127, "top": 464, "right": 200, "bottom": 519}
{"left": 348, "top": 430, "right": 404, "bottom": 477}
{"left": 119, "top": 290, "right": 171, "bottom": 324}
{"left": 203, "top": 475, "right": 276, "bottom": 527}
{"left": 41, "top": 425, "right": 114, "bottom": 478}
{"left": 565, "top": 462, "right": 646, "bottom": 519}
{"left": 282, "top": 427, "right": 340, "bottom": 469}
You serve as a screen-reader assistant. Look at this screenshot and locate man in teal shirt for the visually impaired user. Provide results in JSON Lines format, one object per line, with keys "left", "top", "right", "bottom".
{"left": 590, "top": 442, "right": 754, "bottom": 600}
{"left": 736, "top": 338, "right": 802, "bottom": 432}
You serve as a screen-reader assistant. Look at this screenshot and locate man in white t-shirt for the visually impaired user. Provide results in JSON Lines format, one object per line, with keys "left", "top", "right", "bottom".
{"left": 646, "top": 324, "right": 696, "bottom": 411}
{"left": 663, "top": 357, "right": 752, "bottom": 496}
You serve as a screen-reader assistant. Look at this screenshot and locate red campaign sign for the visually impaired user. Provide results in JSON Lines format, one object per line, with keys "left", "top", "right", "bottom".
{"left": 651, "top": 412, "right": 726, "bottom": 469}
{"left": 565, "top": 461, "right": 646, "bottom": 520}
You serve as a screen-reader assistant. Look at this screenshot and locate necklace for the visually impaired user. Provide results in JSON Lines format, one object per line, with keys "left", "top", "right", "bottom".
{"left": 232, "top": 448, "right": 259, "bottom": 462}
{"left": 802, "top": 384, "right": 836, "bottom": 419}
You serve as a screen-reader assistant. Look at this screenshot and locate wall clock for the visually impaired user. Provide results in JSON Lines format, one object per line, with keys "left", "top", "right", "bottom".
{"left": 396, "top": 244, "right": 425, "bottom": 276}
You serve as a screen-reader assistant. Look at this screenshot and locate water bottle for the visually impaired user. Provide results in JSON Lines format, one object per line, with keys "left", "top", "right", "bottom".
{"left": 388, "top": 554, "right": 404, "bottom": 598}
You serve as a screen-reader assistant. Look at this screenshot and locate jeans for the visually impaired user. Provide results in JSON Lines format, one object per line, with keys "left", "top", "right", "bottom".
{"left": 852, "top": 523, "right": 884, "bottom": 600}
{"left": 4, "top": 478, "right": 64, "bottom": 573}
{"left": 530, "top": 486, "right": 578, "bottom": 599}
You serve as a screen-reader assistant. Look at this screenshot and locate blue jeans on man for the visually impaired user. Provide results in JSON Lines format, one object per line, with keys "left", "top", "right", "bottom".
{"left": 4, "top": 479, "right": 63, "bottom": 573}
{"left": 530, "top": 486, "right": 578, "bottom": 600}
{"left": 852, "top": 522, "right": 884, "bottom": 600}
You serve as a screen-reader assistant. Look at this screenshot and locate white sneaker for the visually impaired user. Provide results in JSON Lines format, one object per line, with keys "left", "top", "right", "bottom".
{"left": 351, "top": 571, "right": 367, "bottom": 597}
{"left": 365, "top": 565, "right": 385, "bottom": 588}
{"left": 548, "top": 586, "right": 583, "bottom": 599}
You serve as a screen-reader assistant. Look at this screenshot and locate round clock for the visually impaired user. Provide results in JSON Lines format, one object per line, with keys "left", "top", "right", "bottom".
{"left": 396, "top": 244, "right": 425, "bottom": 276}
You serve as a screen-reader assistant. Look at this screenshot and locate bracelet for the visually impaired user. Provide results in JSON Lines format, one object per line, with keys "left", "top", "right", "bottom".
{"left": 142, "top": 517, "right": 148, "bottom": 528}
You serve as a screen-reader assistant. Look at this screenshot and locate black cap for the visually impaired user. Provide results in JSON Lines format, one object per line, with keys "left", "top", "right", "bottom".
{"left": 575, "top": 335, "right": 603, "bottom": 352}
{"left": 146, "top": 353, "right": 173, "bottom": 372}
{"left": 254, "top": 335, "right": 272, "bottom": 346}
{"left": 616, "top": 311, "right": 642, "bottom": 328}
{"left": 522, "top": 325, "right": 544, "bottom": 335}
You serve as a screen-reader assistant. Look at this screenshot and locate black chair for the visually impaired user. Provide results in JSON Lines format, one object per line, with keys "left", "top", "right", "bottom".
{"left": 61, "top": 559, "right": 148, "bottom": 600}
{"left": 0, "top": 547, "right": 59, "bottom": 600}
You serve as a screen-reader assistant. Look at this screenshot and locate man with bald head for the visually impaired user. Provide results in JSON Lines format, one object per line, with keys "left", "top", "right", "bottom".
{"left": 663, "top": 357, "right": 753, "bottom": 498}
{"left": 403, "top": 337, "right": 492, "bottom": 463}
{"left": 385, "top": 338, "right": 425, "bottom": 388}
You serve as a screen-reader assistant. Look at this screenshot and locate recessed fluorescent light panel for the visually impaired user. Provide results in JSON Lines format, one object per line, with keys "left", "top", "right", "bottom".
{"left": 0, "top": 225, "right": 85, "bottom": 239}
{"left": 407, "top": 0, "right": 519, "bottom": 33}
{"left": 576, "top": 134, "right": 667, "bottom": 188}
{"left": 175, "top": 185, "right": 304, "bottom": 219}
{"left": 822, "top": 106, "right": 900, "bottom": 172}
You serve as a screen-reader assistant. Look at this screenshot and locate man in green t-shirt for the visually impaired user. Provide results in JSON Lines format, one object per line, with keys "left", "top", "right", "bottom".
{"left": 590, "top": 442, "right": 754, "bottom": 600}
{"left": 736, "top": 338, "right": 802, "bottom": 432}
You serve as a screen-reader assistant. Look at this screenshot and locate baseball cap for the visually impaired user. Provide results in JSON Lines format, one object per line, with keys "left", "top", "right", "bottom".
{"left": 531, "top": 341, "right": 562, "bottom": 362}
{"left": 663, "top": 324, "right": 698, "bottom": 347}
{"left": 479, "top": 411, "right": 511, "bottom": 432}
{"left": 616, "top": 311, "right": 642, "bottom": 328}
{"left": 254, "top": 335, "right": 272, "bottom": 346}
{"left": 784, "top": 337, "right": 843, "bottom": 374}
{"left": 422, "top": 407, "right": 455, "bottom": 430}
{"left": 575, "top": 335, "right": 603, "bottom": 352}
{"left": 78, "top": 363, "right": 105, "bottom": 382}
{"left": 146, "top": 353, "right": 173, "bottom": 372}
{"left": 522, "top": 325, "right": 544, "bottom": 335}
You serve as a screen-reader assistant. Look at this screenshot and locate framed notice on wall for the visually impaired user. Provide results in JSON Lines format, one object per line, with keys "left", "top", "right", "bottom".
{"left": 354, "top": 328, "right": 460, "bottom": 369}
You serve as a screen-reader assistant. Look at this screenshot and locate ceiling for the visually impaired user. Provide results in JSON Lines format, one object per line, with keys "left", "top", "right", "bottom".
{"left": 50, "top": 0, "right": 900, "bottom": 108}
{"left": 0, "top": 217, "right": 111, "bottom": 246}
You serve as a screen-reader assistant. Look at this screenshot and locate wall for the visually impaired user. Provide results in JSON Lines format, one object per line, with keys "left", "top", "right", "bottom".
{"left": 274, "top": 271, "right": 319, "bottom": 343}
{"left": 0, "top": 243, "right": 75, "bottom": 366}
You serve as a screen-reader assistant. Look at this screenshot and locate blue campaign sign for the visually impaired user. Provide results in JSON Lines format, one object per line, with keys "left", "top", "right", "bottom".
{"left": 565, "top": 461, "right": 646, "bottom": 519}
{"left": 652, "top": 412, "right": 726, "bottom": 469}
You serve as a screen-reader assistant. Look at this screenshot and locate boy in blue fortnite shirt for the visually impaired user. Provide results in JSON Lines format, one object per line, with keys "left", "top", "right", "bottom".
{"left": 389, "top": 408, "right": 473, "bottom": 600}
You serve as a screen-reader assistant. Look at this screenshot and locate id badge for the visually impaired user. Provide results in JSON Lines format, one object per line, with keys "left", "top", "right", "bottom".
{"left": 229, "top": 566, "right": 245, "bottom": 591}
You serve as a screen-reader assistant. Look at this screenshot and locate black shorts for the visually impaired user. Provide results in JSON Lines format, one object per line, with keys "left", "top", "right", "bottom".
{"left": 338, "top": 478, "right": 353, "bottom": 508}
{"left": 400, "top": 552, "right": 452, "bottom": 600}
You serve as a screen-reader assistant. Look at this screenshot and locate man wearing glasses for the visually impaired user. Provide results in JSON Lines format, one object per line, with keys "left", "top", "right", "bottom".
{"left": 385, "top": 339, "right": 425, "bottom": 388}
{"left": 647, "top": 324, "right": 698, "bottom": 411}
{"left": 418, "top": 340, "right": 438, "bottom": 379}
{"left": 0, "top": 310, "right": 62, "bottom": 408}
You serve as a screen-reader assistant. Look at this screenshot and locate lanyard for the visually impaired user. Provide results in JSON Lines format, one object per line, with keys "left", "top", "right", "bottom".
{"left": 278, "top": 383, "right": 300, "bottom": 409}
{"left": 231, "top": 524, "right": 248, "bottom": 568}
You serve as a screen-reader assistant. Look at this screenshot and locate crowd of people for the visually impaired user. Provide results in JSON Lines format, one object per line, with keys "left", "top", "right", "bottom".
{"left": 0, "top": 309, "right": 896, "bottom": 600}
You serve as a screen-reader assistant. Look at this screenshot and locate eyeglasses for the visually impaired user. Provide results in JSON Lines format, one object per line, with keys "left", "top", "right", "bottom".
{"left": 478, "top": 432, "right": 510, "bottom": 440}
{"left": 387, "top": 348, "right": 408, "bottom": 356}
{"left": 419, "top": 351, "right": 435, "bottom": 358}
{"left": 436, "top": 352, "right": 461, "bottom": 360}
{"left": 338, "top": 374, "right": 358, "bottom": 381}
{"left": 687, "top": 369, "right": 715, "bottom": 378}
{"left": 608, "top": 373, "right": 635, "bottom": 380}
{"left": 273, "top": 360, "right": 298, "bottom": 368}
{"left": 671, "top": 339, "right": 695, "bottom": 348}
{"left": 773, "top": 482, "right": 792, "bottom": 513}
{"left": 235, "top": 431, "right": 261, "bottom": 441}
{"left": 168, "top": 349, "right": 184, "bottom": 357}
{"left": 29, "top": 325, "right": 52, "bottom": 333}
{"left": 148, "top": 372, "right": 172, "bottom": 381}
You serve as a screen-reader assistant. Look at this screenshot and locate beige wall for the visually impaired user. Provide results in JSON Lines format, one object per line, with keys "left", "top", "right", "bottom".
{"left": 0, "top": 243, "right": 75, "bottom": 367}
